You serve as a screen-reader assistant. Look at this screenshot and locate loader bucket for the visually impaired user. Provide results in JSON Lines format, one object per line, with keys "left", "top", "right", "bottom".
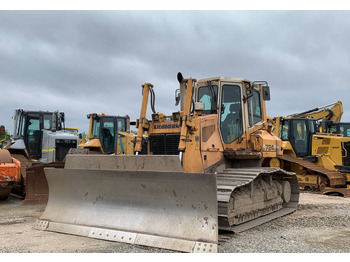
{"left": 35, "top": 155, "right": 218, "bottom": 253}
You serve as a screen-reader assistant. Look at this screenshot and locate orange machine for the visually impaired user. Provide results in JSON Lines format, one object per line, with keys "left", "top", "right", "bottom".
{"left": 0, "top": 149, "right": 21, "bottom": 200}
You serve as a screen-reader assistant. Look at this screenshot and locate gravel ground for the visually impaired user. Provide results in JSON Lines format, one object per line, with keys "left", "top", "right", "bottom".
{"left": 0, "top": 193, "right": 349, "bottom": 253}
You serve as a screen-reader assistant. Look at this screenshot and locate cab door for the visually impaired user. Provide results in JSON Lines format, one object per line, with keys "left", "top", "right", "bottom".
{"left": 219, "top": 83, "right": 244, "bottom": 144}
{"left": 289, "top": 119, "right": 313, "bottom": 157}
{"left": 24, "top": 113, "right": 43, "bottom": 159}
{"left": 100, "top": 117, "right": 117, "bottom": 154}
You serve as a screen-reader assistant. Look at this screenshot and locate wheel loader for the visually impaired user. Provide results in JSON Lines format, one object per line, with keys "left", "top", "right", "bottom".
{"left": 268, "top": 101, "right": 350, "bottom": 197}
{"left": 78, "top": 113, "right": 137, "bottom": 155}
{"left": 0, "top": 125, "right": 21, "bottom": 200}
{"left": 35, "top": 73, "right": 299, "bottom": 253}
{"left": 5, "top": 109, "right": 78, "bottom": 204}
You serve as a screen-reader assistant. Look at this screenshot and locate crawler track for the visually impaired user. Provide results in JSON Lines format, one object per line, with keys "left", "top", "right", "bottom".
{"left": 217, "top": 167, "right": 299, "bottom": 232}
{"left": 278, "top": 154, "right": 346, "bottom": 189}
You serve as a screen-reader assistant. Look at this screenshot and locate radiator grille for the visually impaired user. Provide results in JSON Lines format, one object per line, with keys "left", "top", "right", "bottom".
{"left": 55, "top": 139, "right": 77, "bottom": 162}
{"left": 149, "top": 134, "right": 180, "bottom": 155}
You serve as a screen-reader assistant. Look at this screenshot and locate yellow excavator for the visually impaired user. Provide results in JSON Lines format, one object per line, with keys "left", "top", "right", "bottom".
{"left": 35, "top": 73, "right": 299, "bottom": 253}
{"left": 77, "top": 113, "right": 138, "bottom": 155}
{"left": 268, "top": 101, "right": 350, "bottom": 197}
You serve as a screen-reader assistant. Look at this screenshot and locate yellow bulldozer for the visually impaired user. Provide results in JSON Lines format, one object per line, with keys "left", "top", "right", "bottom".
{"left": 77, "top": 113, "right": 138, "bottom": 155}
{"left": 35, "top": 73, "right": 299, "bottom": 253}
{"left": 268, "top": 101, "right": 350, "bottom": 197}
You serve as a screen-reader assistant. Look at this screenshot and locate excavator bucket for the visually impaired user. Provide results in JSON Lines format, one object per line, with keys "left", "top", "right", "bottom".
{"left": 35, "top": 155, "right": 218, "bottom": 253}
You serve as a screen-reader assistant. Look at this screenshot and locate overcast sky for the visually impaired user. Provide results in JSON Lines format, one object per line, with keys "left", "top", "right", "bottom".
{"left": 1, "top": 10, "right": 349, "bottom": 134}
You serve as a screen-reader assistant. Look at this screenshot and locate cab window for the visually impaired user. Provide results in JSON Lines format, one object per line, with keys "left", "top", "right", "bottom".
{"left": 198, "top": 85, "right": 218, "bottom": 114}
{"left": 280, "top": 119, "right": 289, "bottom": 141}
{"left": 43, "top": 114, "right": 52, "bottom": 130}
{"left": 248, "top": 90, "right": 263, "bottom": 126}
{"left": 118, "top": 119, "right": 126, "bottom": 131}
{"left": 92, "top": 118, "right": 100, "bottom": 138}
{"left": 220, "top": 84, "right": 243, "bottom": 143}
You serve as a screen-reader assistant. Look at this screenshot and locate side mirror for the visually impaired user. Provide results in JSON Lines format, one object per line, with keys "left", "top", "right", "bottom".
{"left": 175, "top": 89, "right": 180, "bottom": 106}
{"left": 262, "top": 85, "right": 270, "bottom": 101}
{"left": 79, "top": 133, "right": 83, "bottom": 139}
{"left": 60, "top": 112, "right": 65, "bottom": 122}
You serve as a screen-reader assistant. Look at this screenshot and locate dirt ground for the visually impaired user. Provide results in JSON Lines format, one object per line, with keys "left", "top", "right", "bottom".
{"left": 0, "top": 193, "right": 350, "bottom": 253}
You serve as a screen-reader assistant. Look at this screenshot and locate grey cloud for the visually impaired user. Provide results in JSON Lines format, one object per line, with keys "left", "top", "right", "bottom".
{"left": 1, "top": 10, "right": 350, "bottom": 134}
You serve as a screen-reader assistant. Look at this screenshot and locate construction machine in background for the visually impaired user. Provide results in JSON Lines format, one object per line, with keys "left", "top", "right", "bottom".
{"left": 63, "top": 127, "right": 83, "bottom": 144}
{"left": 268, "top": 101, "right": 350, "bottom": 196}
{"left": 5, "top": 109, "right": 78, "bottom": 204}
{"left": 36, "top": 73, "right": 299, "bottom": 253}
{"left": 323, "top": 121, "right": 350, "bottom": 137}
{"left": 0, "top": 125, "right": 10, "bottom": 148}
{"left": 78, "top": 113, "right": 139, "bottom": 155}
{"left": 62, "top": 127, "right": 79, "bottom": 136}
{"left": 0, "top": 125, "right": 21, "bottom": 200}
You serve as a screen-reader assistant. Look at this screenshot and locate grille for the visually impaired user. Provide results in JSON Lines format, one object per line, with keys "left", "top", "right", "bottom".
{"left": 149, "top": 134, "right": 180, "bottom": 155}
{"left": 342, "top": 141, "right": 350, "bottom": 167}
{"left": 55, "top": 139, "right": 77, "bottom": 162}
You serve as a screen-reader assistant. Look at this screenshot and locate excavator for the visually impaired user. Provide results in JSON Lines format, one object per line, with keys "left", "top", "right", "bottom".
{"left": 35, "top": 73, "right": 299, "bottom": 253}
{"left": 268, "top": 101, "right": 350, "bottom": 196}
{"left": 0, "top": 125, "right": 21, "bottom": 200}
{"left": 5, "top": 109, "right": 78, "bottom": 204}
{"left": 78, "top": 113, "right": 139, "bottom": 155}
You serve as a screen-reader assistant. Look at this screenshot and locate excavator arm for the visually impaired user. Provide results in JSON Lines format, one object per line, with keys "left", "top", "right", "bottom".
{"left": 289, "top": 101, "right": 343, "bottom": 122}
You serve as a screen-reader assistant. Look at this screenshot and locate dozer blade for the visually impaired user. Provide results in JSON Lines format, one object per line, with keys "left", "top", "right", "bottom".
{"left": 35, "top": 155, "right": 218, "bottom": 253}
{"left": 23, "top": 162, "right": 65, "bottom": 205}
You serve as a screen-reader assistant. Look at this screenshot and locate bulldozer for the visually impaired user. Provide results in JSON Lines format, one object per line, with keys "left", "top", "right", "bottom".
{"left": 268, "top": 101, "right": 350, "bottom": 196}
{"left": 5, "top": 109, "right": 78, "bottom": 204}
{"left": 35, "top": 73, "right": 299, "bottom": 253}
{"left": 0, "top": 125, "right": 21, "bottom": 200}
{"left": 78, "top": 113, "right": 139, "bottom": 155}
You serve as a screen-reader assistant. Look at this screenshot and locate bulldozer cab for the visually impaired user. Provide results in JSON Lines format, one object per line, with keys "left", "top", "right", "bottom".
{"left": 14, "top": 111, "right": 63, "bottom": 159}
{"left": 279, "top": 118, "right": 316, "bottom": 157}
{"left": 195, "top": 78, "right": 266, "bottom": 147}
{"left": 90, "top": 114, "right": 128, "bottom": 154}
